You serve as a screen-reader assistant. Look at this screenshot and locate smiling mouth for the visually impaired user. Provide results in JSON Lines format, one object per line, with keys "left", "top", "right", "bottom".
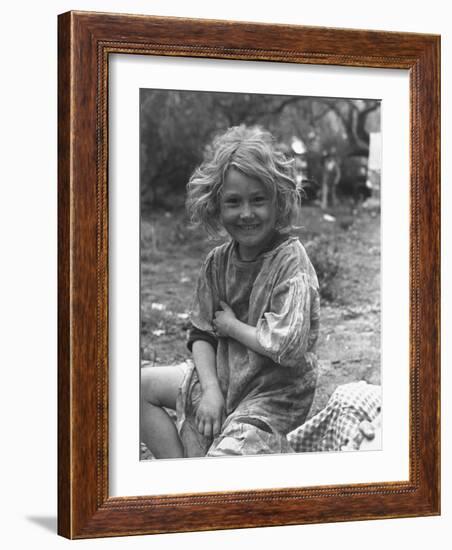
{"left": 239, "top": 224, "right": 260, "bottom": 231}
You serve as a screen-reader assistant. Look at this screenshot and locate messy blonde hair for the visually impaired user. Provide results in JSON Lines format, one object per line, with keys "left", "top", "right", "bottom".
{"left": 186, "top": 125, "right": 302, "bottom": 236}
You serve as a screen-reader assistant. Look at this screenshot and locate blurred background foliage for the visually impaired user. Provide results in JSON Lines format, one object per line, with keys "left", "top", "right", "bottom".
{"left": 140, "top": 89, "right": 380, "bottom": 212}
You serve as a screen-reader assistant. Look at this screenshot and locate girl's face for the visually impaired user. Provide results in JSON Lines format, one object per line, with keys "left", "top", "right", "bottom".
{"left": 220, "top": 168, "right": 277, "bottom": 260}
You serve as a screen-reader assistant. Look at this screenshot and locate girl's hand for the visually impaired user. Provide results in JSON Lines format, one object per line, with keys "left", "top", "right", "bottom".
{"left": 196, "top": 384, "right": 226, "bottom": 438}
{"left": 213, "top": 301, "right": 237, "bottom": 337}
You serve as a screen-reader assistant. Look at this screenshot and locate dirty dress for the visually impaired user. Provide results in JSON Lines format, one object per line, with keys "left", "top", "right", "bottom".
{"left": 176, "top": 234, "right": 320, "bottom": 457}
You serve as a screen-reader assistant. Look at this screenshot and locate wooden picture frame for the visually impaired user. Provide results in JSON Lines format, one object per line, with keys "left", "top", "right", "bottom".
{"left": 58, "top": 11, "right": 440, "bottom": 539}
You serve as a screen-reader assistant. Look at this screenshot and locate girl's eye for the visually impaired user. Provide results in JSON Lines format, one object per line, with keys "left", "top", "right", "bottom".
{"left": 253, "top": 196, "right": 266, "bottom": 204}
{"left": 224, "top": 198, "right": 239, "bottom": 206}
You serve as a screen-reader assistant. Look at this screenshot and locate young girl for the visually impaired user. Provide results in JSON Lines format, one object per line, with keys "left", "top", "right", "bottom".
{"left": 141, "top": 125, "right": 320, "bottom": 458}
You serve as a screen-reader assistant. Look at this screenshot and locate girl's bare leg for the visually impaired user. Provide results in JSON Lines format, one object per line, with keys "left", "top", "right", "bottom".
{"left": 141, "top": 365, "right": 185, "bottom": 458}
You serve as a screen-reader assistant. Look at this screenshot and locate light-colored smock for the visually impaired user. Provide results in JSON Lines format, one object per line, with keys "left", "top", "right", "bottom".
{"left": 177, "top": 235, "right": 320, "bottom": 457}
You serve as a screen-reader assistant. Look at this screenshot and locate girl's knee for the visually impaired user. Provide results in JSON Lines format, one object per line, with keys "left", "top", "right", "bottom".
{"left": 141, "top": 367, "right": 159, "bottom": 405}
{"left": 141, "top": 365, "right": 184, "bottom": 409}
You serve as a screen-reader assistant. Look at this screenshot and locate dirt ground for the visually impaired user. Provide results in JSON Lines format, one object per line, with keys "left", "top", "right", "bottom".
{"left": 308, "top": 207, "right": 380, "bottom": 415}
{"left": 140, "top": 202, "right": 381, "bottom": 420}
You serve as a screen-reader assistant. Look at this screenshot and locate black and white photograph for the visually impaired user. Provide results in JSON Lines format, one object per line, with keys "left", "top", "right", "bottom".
{"left": 1, "top": 0, "right": 446, "bottom": 546}
{"left": 139, "top": 89, "right": 382, "bottom": 460}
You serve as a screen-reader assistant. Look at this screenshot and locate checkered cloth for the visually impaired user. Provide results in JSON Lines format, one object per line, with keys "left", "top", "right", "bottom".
{"left": 287, "top": 381, "right": 381, "bottom": 452}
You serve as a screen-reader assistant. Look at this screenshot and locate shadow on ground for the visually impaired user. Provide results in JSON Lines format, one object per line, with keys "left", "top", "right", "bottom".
{"left": 26, "top": 516, "right": 57, "bottom": 533}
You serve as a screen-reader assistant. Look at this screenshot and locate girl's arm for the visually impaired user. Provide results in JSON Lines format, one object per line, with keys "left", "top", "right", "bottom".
{"left": 213, "top": 302, "right": 272, "bottom": 358}
{"left": 191, "top": 340, "right": 225, "bottom": 438}
{"left": 192, "top": 339, "right": 220, "bottom": 391}
{"left": 214, "top": 289, "right": 315, "bottom": 367}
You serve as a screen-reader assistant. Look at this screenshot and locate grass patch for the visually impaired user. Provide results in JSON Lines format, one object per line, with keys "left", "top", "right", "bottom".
{"left": 305, "top": 235, "right": 340, "bottom": 302}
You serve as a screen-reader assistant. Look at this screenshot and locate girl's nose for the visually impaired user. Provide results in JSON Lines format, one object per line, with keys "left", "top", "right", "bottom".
{"left": 240, "top": 202, "right": 253, "bottom": 219}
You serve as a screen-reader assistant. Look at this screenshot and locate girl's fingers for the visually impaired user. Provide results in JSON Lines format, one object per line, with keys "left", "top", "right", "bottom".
{"left": 203, "top": 419, "right": 212, "bottom": 437}
{"left": 197, "top": 420, "right": 203, "bottom": 435}
{"left": 212, "top": 418, "right": 220, "bottom": 437}
{"left": 219, "top": 300, "right": 230, "bottom": 311}
{"left": 196, "top": 410, "right": 224, "bottom": 438}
